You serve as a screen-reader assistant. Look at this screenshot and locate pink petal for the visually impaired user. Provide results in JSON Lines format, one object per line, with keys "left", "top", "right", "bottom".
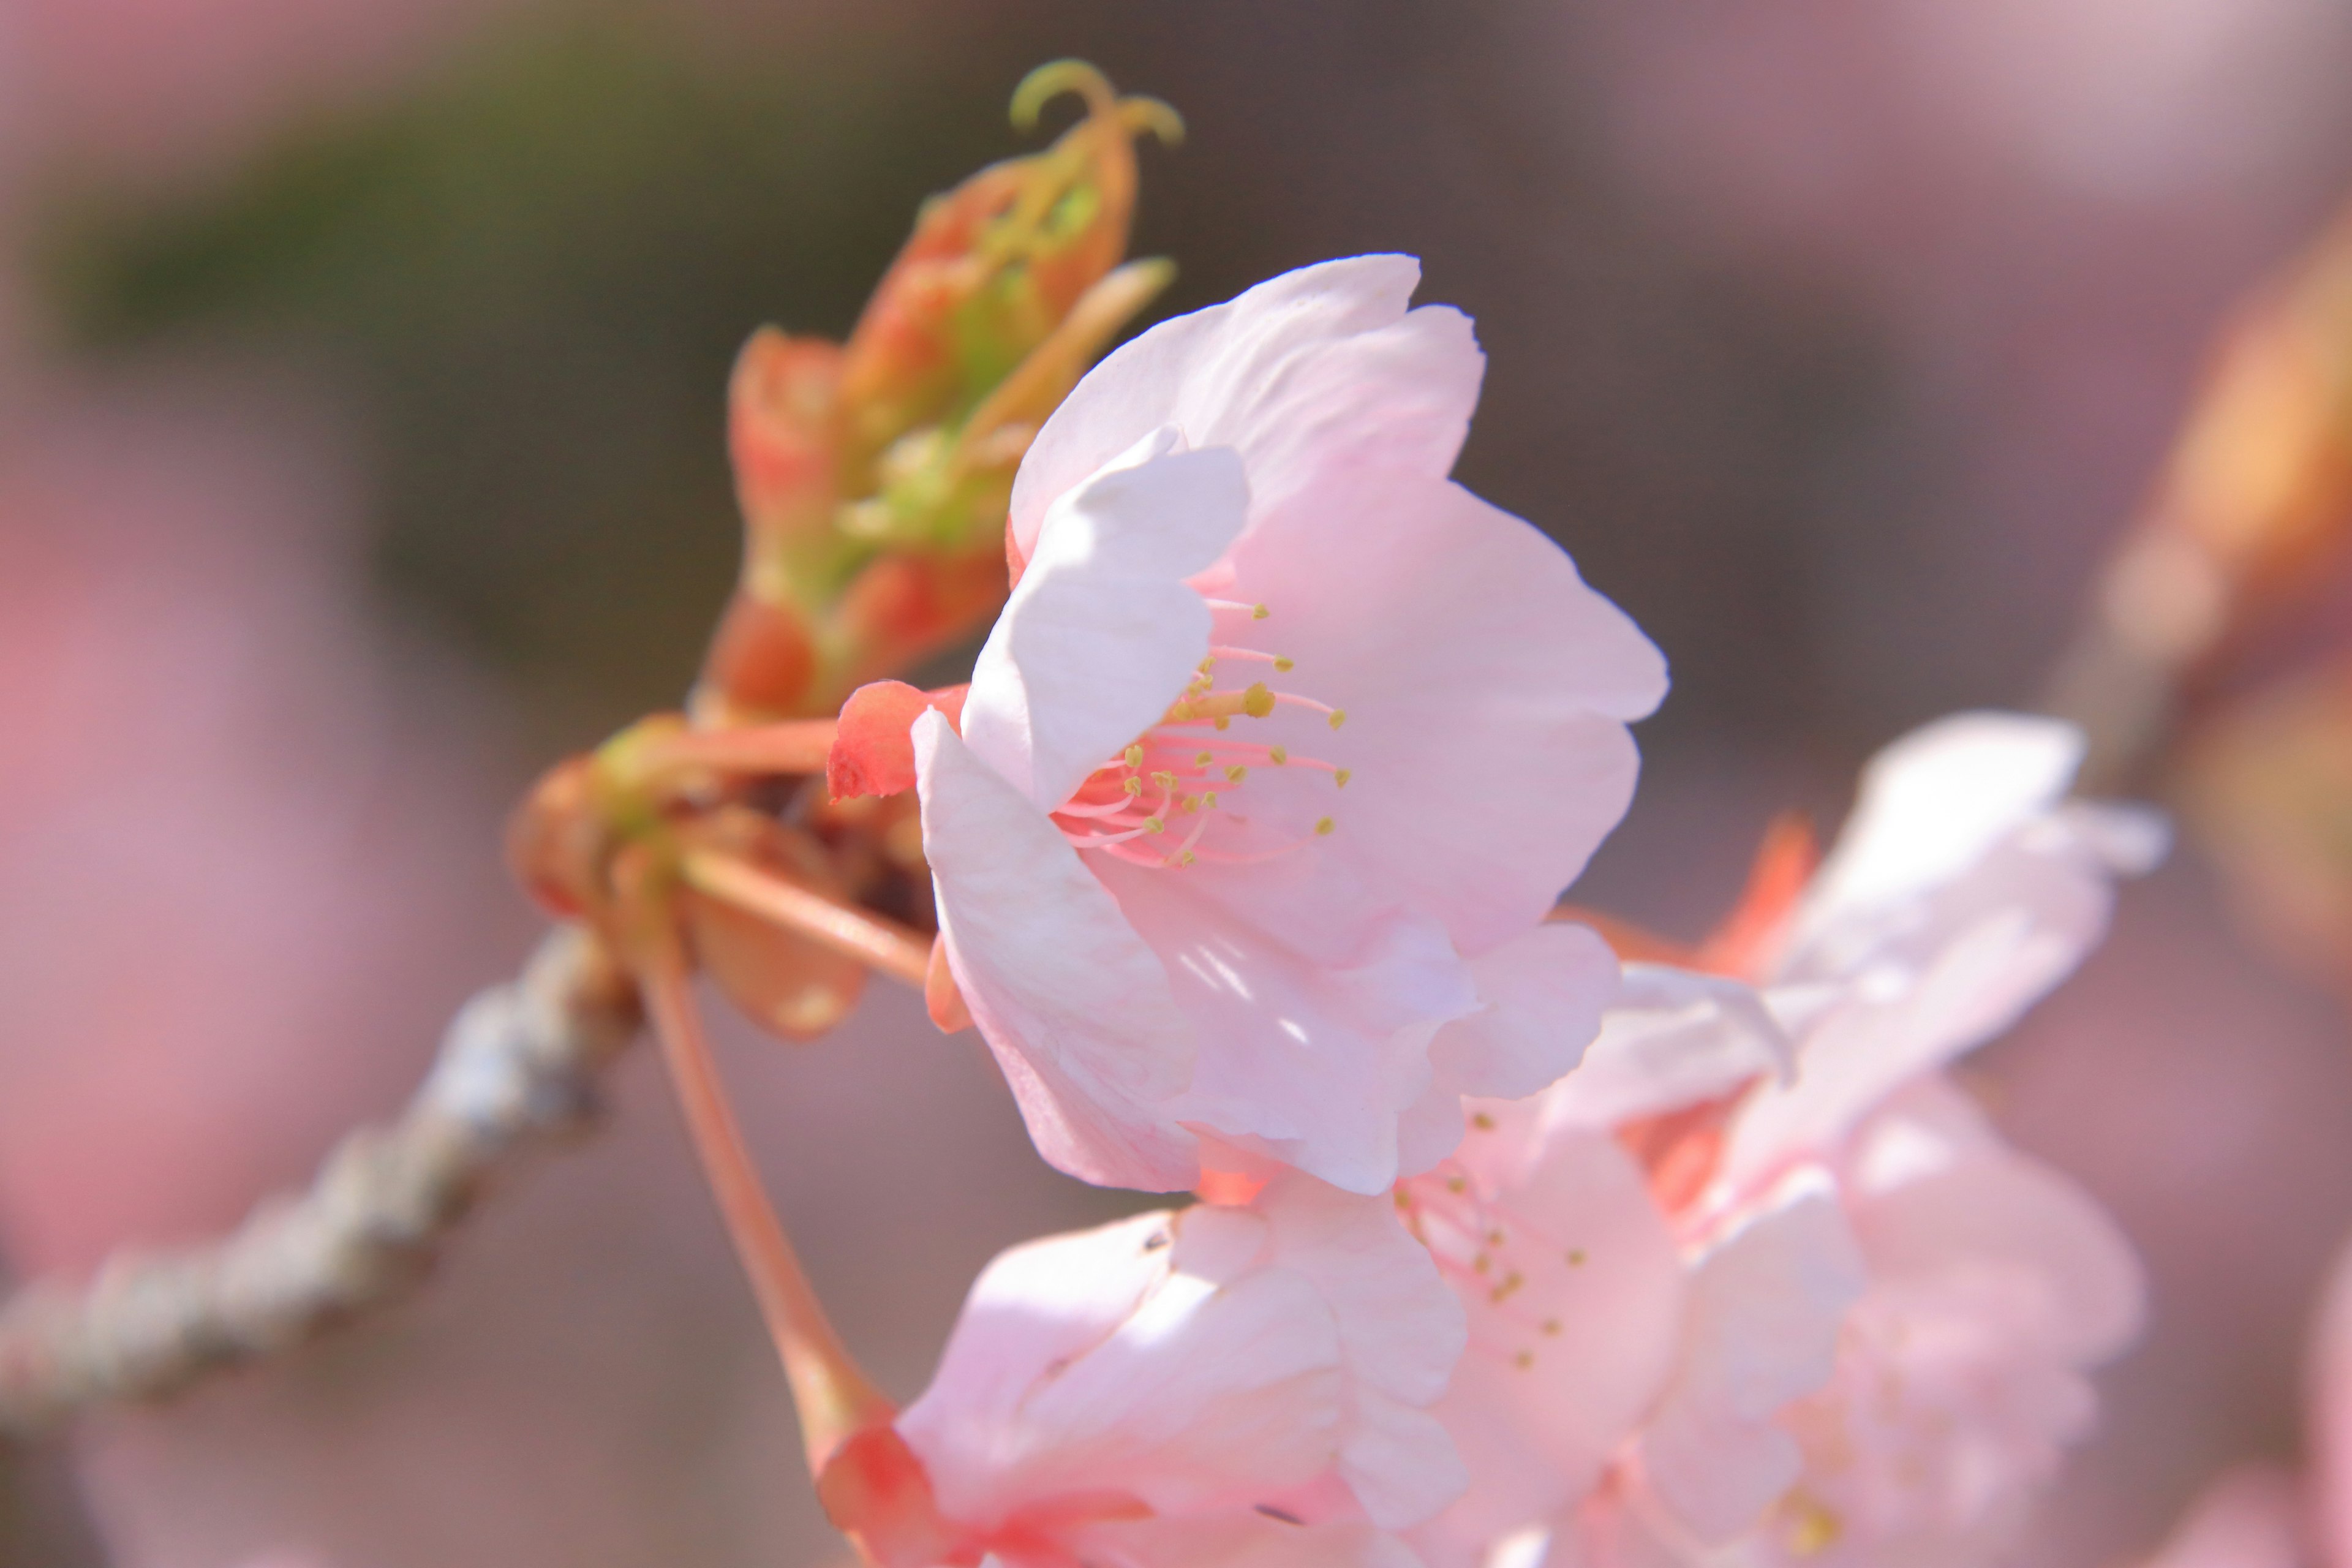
{"left": 1009, "top": 255, "right": 1482, "bottom": 560}
{"left": 915, "top": 712, "right": 1200, "bottom": 1190}
{"left": 1212, "top": 466, "right": 1665, "bottom": 955}
{"left": 1062, "top": 1515, "right": 1426, "bottom": 1568}
{"left": 899, "top": 1207, "right": 1348, "bottom": 1527}
{"left": 1550, "top": 965, "right": 1790, "bottom": 1132}
{"left": 1257, "top": 1170, "right": 1469, "bottom": 1409}
{"left": 1637, "top": 1179, "right": 1866, "bottom": 1545}
{"left": 1401, "top": 924, "right": 1620, "bottom": 1176}
{"left": 1849, "top": 1082, "right": 2144, "bottom": 1362}
{"left": 1413, "top": 1130, "right": 1686, "bottom": 1568}
{"left": 965, "top": 435, "right": 1251, "bottom": 810}
{"left": 1431, "top": 923, "right": 1619, "bottom": 1104}
{"left": 1103, "top": 867, "right": 1478, "bottom": 1193}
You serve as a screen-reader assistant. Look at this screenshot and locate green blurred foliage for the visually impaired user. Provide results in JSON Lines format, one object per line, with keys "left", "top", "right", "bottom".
{"left": 36, "top": 16, "right": 1105, "bottom": 742}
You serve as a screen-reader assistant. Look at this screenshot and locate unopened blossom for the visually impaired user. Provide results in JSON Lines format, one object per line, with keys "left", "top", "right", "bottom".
{"left": 820, "top": 1171, "right": 1465, "bottom": 1568}
{"left": 842, "top": 254, "right": 1665, "bottom": 1194}
{"left": 1403, "top": 712, "right": 2155, "bottom": 1567}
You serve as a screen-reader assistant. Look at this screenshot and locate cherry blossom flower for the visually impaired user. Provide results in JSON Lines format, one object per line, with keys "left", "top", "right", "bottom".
{"left": 863, "top": 255, "right": 1665, "bottom": 1194}
{"left": 1396, "top": 712, "right": 2154, "bottom": 1567}
{"left": 820, "top": 1171, "right": 1465, "bottom": 1568}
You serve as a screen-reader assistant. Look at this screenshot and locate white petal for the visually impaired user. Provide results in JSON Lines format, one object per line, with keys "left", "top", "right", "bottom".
{"left": 899, "top": 1205, "right": 1349, "bottom": 1525}
{"left": 916, "top": 712, "right": 1199, "bottom": 1190}
{"left": 966, "top": 435, "right": 1251, "bottom": 810}
{"left": 1797, "top": 712, "right": 2086, "bottom": 933}
{"left": 1011, "top": 255, "right": 1482, "bottom": 558}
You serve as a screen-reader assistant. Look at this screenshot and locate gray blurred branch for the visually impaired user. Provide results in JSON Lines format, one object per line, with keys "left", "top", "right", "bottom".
{"left": 0, "top": 925, "right": 640, "bottom": 1440}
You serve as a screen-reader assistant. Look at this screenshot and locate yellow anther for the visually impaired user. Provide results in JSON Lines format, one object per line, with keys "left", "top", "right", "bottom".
{"left": 1197, "top": 655, "right": 1216, "bottom": 673}
{"left": 1567, "top": 1248, "right": 1587, "bottom": 1267}
{"left": 1167, "top": 702, "right": 1194, "bottom": 722}
{"left": 1471, "top": 1112, "right": 1496, "bottom": 1130}
{"left": 1491, "top": 1270, "right": 1525, "bottom": 1303}
{"left": 1123, "top": 777, "right": 1144, "bottom": 796}
{"left": 1202, "top": 791, "right": 1218, "bottom": 809}
{"left": 1176, "top": 850, "right": 1196, "bottom": 865}
{"left": 1178, "top": 795, "right": 1199, "bottom": 813}
{"left": 1144, "top": 816, "right": 1165, "bottom": 834}
{"left": 1213, "top": 717, "right": 1231, "bottom": 731}
{"left": 1334, "top": 768, "right": 1352, "bottom": 788}
{"left": 1273, "top": 655, "right": 1295, "bottom": 673}
{"left": 1269, "top": 746, "right": 1289, "bottom": 766}
{"left": 1124, "top": 744, "right": 1144, "bottom": 769}
{"left": 1315, "top": 816, "right": 1336, "bottom": 835}
{"left": 1446, "top": 1175, "right": 1468, "bottom": 1194}
{"left": 1194, "top": 750, "right": 1213, "bottom": 765}
{"left": 1329, "top": 709, "right": 1347, "bottom": 731}
{"left": 1541, "top": 1319, "right": 1562, "bottom": 1336}
{"left": 1152, "top": 771, "right": 1175, "bottom": 788}
{"left": 1251, "top": 603, "right": 1269, "bottom": 620}
{"left": 1472, "top": 1254, "right": 1490, "bottom": 1275}
{"left": 1393, "top": 1189, "right": 1412, "bottom": 1209}
{"left": 1242, "top": 682, "right": 1276, "bottom": 718}
{"left": 1513, "top": 1350, "right": 1535, "bottom": 1370}
{"left": 1225, "top": 764, "right": 1248, "bottom": 782}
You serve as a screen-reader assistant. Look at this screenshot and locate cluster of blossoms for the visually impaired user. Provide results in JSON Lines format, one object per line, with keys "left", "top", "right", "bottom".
{"left": 817, "top": 263, "right": 2157, "bottom": 1568}
{"left": 513, "top": 68, "right": 2163, "bottom": 1568}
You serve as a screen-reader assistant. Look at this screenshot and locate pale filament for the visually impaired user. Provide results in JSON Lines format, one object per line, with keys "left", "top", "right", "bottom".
{"left": 1402, "top": 1163, "right": 1591, "bottom": 1365}
{"left": 1045, "top": 606, "right": 1349, "bottom": 869}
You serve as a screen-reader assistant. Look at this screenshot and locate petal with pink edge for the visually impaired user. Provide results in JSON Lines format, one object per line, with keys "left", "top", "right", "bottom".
{"left": 1010, "top": 255, "right": 1483, "bottom": 559}
{"left": 916, "top": 712, "right": 1199, "bottom": 1191}
{"left": 965, "top": 434, "right": 1250, "bottom": 810}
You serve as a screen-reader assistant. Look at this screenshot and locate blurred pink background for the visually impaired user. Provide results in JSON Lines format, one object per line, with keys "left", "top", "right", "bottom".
{"left": 5, "top": 2, "right": 2352, "bottom": 1565}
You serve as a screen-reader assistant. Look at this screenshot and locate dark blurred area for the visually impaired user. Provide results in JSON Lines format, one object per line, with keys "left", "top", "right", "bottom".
{"left": 8, "top": 2, "right": 2352, "bottom": 1564}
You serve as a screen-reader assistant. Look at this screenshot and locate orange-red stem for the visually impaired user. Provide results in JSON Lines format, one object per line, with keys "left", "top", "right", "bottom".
{"left": 655, "top": 718, "right": 841, "bottom": 778}
{"left": 621, "top": 854, "right": 894, "bottom": 1473}
{"left": 681, "top": 850, "right": 934, "bottom": 988}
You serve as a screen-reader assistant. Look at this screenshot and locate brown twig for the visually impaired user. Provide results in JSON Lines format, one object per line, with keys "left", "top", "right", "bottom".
{"left": 0, "top": 924, "right": 641, "bottom": 1440}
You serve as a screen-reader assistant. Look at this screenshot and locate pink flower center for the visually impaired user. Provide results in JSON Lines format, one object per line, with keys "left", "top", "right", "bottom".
{"left": 1397, "top": 1155, "right": 1587, "bottom": 1374}
{"left": 1049, "top": 601, "right": 1351, "bottom": 869}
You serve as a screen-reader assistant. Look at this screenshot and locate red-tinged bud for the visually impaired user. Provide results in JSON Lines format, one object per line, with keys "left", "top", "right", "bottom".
{"left": 829, "top": 679, "right": 969, "bottom": 801}
{"left": 692, "top": 62, "right": 1179, "bottom": 725}
{"left": 837, "top": 61, "right": 1180, "bottom": 467}
{"left": 729, "top": 328, "right": 845, "bottom": 548}
{"left": 507, "top": 754, "right": 612, "bottom": 925}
